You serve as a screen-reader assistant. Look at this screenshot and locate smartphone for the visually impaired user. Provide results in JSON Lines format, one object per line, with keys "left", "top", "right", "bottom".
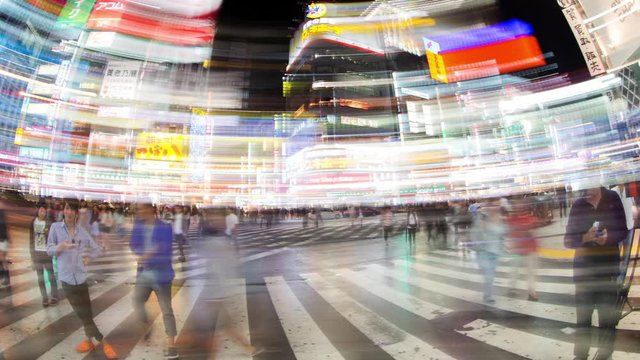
{"left": 594, "top": 221, "right": 605, "bottom": 237}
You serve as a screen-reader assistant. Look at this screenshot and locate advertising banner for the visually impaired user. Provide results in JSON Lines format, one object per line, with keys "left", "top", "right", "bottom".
{"left": 576, "top": 0, "right": 640, "bottom": 71}
{"left": 99, "top": 60, "right": 142, "bottom": 100}
{"left": 561, "top": 4, "right": 607, "bottom": 76}
{"left": 135, "top": 132, "right": 187, "bottom": 161}
{"left": 57, "top": 0, "right": 97, "bottom": 28}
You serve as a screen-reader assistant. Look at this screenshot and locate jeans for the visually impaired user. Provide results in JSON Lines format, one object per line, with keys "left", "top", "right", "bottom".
{"left": 133, "top": 280, "right": 177, "bottom": 337}
{"left": 62, "top": 282, "right": 103, "bottom": 341}
{"left": 35, "top": 258, "right": 59, "bottom": 300}
{"left": 477, "top": 251, "right": 498, "bottom": 301}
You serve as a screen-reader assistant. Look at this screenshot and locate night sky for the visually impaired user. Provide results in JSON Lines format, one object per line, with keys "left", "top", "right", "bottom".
{"left": 212, "top": 0, "right": 586, "bottom": 110}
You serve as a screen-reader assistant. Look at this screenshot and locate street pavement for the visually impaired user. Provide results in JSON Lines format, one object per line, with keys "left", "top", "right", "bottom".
{"left": 0, "top": 216, "right": 639, "bottom": 359}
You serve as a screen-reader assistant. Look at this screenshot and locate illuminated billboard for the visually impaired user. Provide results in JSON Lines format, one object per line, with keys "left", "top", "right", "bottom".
{"left": 135, "top": 132, "right": 188, "bottom": 161}
{"left": 424, "top": 20, "right": 546, "bottom": 83}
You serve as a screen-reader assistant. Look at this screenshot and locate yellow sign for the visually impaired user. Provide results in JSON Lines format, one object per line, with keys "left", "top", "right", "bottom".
{"left": 426, "top": 52, "right": 449, "bottom": 83}
{"left": 14, "top": 127, "right": 23, "bottom": 145}
{"left": 306, "top": 3, "right": 328, "bottom": 19}
{"left": 135, "top": 132, "right": 187, "bottom": 161}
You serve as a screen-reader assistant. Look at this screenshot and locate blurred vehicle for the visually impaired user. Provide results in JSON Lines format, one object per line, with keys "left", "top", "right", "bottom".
{"left": 359, "top": 207, "right": 379, "bottom": 217}
{"left": 320, "top": 210, "right": 342, "bottom": 220}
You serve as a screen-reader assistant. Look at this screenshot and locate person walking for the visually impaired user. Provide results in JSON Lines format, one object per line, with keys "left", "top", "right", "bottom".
{"left": 225, "top": 207, "right": 239, "bottom": 244}
{"left": 406, "top": 208, "right": 418, "bottom": 246}
{"left": 471, "top": 200, "right": 506, "bottom": 304}
{"left": 46, "top": 200, "right": 117, "bottom": 359}
{"left": 183, "top": 207, "right": 261, "bottom": 358}
{"left": 382, "top": 207, "right": 394, "bottom": 243}
{"left": 30, "top": 203, "right": 59, "bottom": 306}
{"left": 506, "top": 197, "right": 539, "bottom": 301}
{"left": 0, "top": 205, "right": 10, "bottom": 288}
{"left": 564, "top": 185, "right": 627, "bottom": 360}
{"left": 172, "top": 205, "right": 187, "bottom": 262}
{"left": 130, "top": 200, "right": 179, "bottom": 359}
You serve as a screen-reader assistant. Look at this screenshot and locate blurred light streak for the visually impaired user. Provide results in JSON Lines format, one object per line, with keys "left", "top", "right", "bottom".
{"left": 0, "top": 68, "right": 97, "bottom": 97}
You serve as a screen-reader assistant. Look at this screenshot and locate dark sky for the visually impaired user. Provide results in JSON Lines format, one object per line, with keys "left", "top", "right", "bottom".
{"left": 215, "top": 0, "right": 584, "bottom": 73}
{"left": 211, "top": 0, "right": 585, "bottom": 110}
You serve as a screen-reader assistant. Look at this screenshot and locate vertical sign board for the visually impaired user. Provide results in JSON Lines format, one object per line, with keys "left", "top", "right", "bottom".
{"left": 560, "top": 4, "right": 607, "bottom": 76}
{"left": 100, "top": 60, "right": 142, "bottom": 100}
{"left": 56, "top": 0, "right": 97, "bottom": 28}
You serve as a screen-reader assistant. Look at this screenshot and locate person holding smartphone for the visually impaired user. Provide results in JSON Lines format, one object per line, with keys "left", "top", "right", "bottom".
{"left": 46, "top": 199, "right": 117, "bottom": 359}
{"left": 564, "top": 185, "right": 627, "bottom": 360}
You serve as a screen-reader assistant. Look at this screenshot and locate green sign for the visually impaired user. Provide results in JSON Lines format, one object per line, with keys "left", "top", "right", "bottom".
{"left": 57, "top": 0, "right": 97, "bottom": 28}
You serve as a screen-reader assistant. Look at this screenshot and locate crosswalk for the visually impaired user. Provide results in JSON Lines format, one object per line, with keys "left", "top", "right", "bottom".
{"left": 0, "top": 226, "right": 639, "bottom": 359}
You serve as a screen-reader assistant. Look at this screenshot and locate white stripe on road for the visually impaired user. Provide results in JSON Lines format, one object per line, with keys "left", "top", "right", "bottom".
{"left": 302, "top": 272, "right": 455, "bottom": 360}
{"left": 265, "top": 276, "right": 344, "bottom": 360}
{"left": 0, "top": 274, "right": 132, "bottom": 352}
{"left": 457, "top": 319, "right": 639, "bottom": 360}
{"left": 240, "top": 248, "right": 290, "bottom": 263}
{"left": 126, "top": 280, "right": 205, "bottom": 359}
{"left": 335, "top": 268, "right": 453, "bottom": 320}
{"left": 366, "top": 263, "right": 577, "bottom": 324}
{"left": 392, "top": 259, "right": 574, "bottom": 295}
{"left": 38, "top": 286, "right": 136, "bottom": 359}
{"left": 214, "top": 279, "right": 253, "bottom": 360}
{"left": 421, "top": 252, "right": 574, "bottom": 277}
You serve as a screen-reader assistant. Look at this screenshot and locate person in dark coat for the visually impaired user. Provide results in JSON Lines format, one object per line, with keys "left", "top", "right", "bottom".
{"left": 564, "top": 186, "right": 628, "bottom": 360}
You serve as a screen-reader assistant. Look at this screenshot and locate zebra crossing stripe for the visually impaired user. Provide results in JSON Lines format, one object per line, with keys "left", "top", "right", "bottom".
{"left": 0, "top": 273, "right": 133, "bottom": 352}
{"left": 365, "top": 263, "right": 577, "bottom": 324}
{"left": 335, "top": 268, "right": 453, "bottom": 320}
{"left": 391, "top": 259, "right": 575, "bottom": 295}
{"left": 265, "top": 276, "right": 345, "bottom": 360}
{"left": 214, "top": 279, "right": 253, "bottom": 360}
{"left": 37, "top": 285, "right": 136, "bottom": 359}
{"left": 126, "top": 280, "right": 205, "bottom": 359}
{"left": 301, "top": 272, "right": 456, "bottom": 360}
{"left": 457, "top": 319, "right": 640, "bottom": 360}
{"left": 241, "top": 248, "right": 290, "bottom": 263}
{"left": 422, "top": 252, "right": 575, "bottom": 277}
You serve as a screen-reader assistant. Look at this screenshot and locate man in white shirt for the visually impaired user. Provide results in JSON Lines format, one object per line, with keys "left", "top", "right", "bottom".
{"left": 173, "top": 206, "right": 187, "bottom": 262}
{"left": 225, "top": 208, "right": 239, "bottom": 239}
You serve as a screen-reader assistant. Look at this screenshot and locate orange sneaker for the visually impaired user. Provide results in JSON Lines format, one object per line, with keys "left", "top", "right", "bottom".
{"left": 101, "top": 342, "right": 118, "bottom": 359}
{"left": 75, "top": 339, "right": 94, "bottom": 353}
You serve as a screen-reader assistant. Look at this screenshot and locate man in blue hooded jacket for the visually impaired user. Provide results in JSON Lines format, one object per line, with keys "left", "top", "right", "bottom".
{"left": 130, "top": 200, "right": 178, "bottom": 359}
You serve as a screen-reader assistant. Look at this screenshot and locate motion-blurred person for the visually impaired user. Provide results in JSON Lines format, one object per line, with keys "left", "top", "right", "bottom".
{"left": 78, "top": 201, "right": 91, "bottom": 233}
{"left": 406, "top": 208, "right": 418, "bottom": 246}
{"left": 558, "top": 186, "right": 568, "bottom": 218}
{"left": 302, "top": 209, "right": 309, "bottom": 228}
{"left": 471, "top": 200, "right": 506, "bottom": 304}
{"left": 0, "top": 205, "right": 10, "bottom": 288}
{"left": 382, "top": 207, "right": 394, "bottom": 243}
{"left": 90, "top": 211, "right": 104, "bottom": 251}
{"left": 225, "top": 207, "right": 239, "bottom": 244}
{"left": 506, "top": 197, "right": 539, "bottom": 301}
{"left": 30, "top": 203, "right": 59, "bottom": 306}
{"left": 612, "top": 184, "right": 636, "bottom": 232}
{"left": 564, "top": 185, "right": 627, "bottom": 360}
{"left": 46, "top": 200, "right": 117, "bottom": 359}
{"left": 130, "top": 201, "right": 179, "bottom": 359}
{"left": 182, "top": 207, "right": 261, "bottom": 358}
{"left": 173, "top": 205, "right": 187, "bottom": 262}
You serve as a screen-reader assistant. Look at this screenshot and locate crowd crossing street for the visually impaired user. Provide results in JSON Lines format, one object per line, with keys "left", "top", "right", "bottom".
{"left": 1, "top": 216, "right": 639, "bottom": 359}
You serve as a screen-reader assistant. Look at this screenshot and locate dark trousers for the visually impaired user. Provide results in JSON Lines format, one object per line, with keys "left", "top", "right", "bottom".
{"left": 35, "top": 258, "right": 59, "bottom": 300}
{"left": 574, "top": 283, "right": 618, "bottom": 358}
{"left": 0, "top": 264, "right": 9, "bottom": 285}
{"left": 133, "top": 281, "right": 177, "bottom": 337}
{"left": 559, "top": 201, "right": 567, "bottom": 218}
{"left": 174, "top": 234, "right": 186, "bottom": 258}
{"left": 407, "top": 226, "right": 416, "bottom": 244}
{"left": 62, "top": 282, "right": 103, "bottom": 341}
{"left": 383, "top": 226, "right": 392, "bottom": 241}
